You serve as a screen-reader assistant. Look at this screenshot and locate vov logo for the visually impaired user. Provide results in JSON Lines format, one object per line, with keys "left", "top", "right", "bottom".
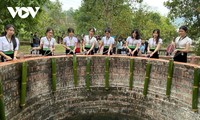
{"left": 7, "top": 7, "right": 40, "bottom": 19}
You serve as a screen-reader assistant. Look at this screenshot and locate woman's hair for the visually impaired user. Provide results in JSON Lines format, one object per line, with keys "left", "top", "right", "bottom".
{"left": 131, "top": 29, "right": 140, "bottom": 39}
{"left": 152, "top": 29, "right": 160, "bottom": 44}
{"left": 88, "top": 28, "right": 96, "bottom": 33}
{"left": 67, "top": 28, "right": 74, "bottom": 33}
{"left": 104, "top": 28, "right": 111, "bottom": 33}
{"left": 4, "top": 24, "right": 17, "bottom": 50}
{"left": 179, "top": 25, "right": 188, "bottom": 32}
{"left": 45, "top": 28, "right": 54, "bottom": 34}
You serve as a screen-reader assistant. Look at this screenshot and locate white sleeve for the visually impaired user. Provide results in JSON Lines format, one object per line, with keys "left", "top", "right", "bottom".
{"left": 187, "top": 38, "right": 192, "bottom": 45}
{"left": 75, "top": 37, "right": 78, "bottom": 43}
{"left": 111, "top": 38, "right": 115, "bottom": 44}
{"left": 175, "top": 37, "right": 179, "bottom": 44}
{"left": 15, "top": 38, "right": 20, "bottom": 51}
{"left": 40, "top": 37, "right": 44, "bottom": 45}
{"left": 0, "top": 37, "right": 2, "bottom": 51}
{"left": 148, "top": 38, "right": 151, "bottom": 43}
{"left": 63, "top": 37, "right": 66, "bottom": 43}
{"left": 126, "top": 37, "right": 129, "bottom": 43}
{"left": 138, "top": 39, "right": 141, "bottom": 44}
{"left": 101, "top": 37, "right": 104, "bottom": 43}
{"left": 159, "top": 39, "right": 163, "bottom": 44}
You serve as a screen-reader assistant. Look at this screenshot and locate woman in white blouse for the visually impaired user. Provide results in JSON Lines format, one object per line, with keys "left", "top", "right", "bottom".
{"left": 100, "top": 28, "right": 114, "bottom": 55}
{"left": 147, "top": 29, "right": 162, "bottom": 58}
{"left": 172, "top": 26, "right": 192, "bottom": 62}
{"left": 34, "top": 28, "right": 56, "bottom": 56}
{"left": 83, "top": 28, "right": 96, "bottom": 55}
{"left": 126, "top": 29, "right": 141, "bottom": 56}
{"left": 63, "top": 28, "right": 78, "bottom": 55}
{"left": 0, "top": 24, "right": 19, "bottom": 62}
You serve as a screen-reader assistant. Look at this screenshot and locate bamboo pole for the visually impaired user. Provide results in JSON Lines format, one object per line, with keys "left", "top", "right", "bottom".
{"left": 0, "top": 76, "right": 6, "bottom": 120}
{"left": 105, "top": 57, "right": 110, "bottom": 90}
{"left": 166, "top": 60, "right": 174, "bottom": 97}
{"left": 192, "top": 67, "right": 200, "bottom": 112}
{"left": 51, "top": 58, "right": 56, "bottom": 93}
{"left": 129, "top": 58, "right": 134, "bottom": 90}
{"left": 86, "top": 57, "right": 91, "bottom": 91}
{"left": 143, "top": 62, "right": 151, "bottom": 96}
{"left": 73, "top": 54, "right": 78, "bottom": 87}
{"left": 20, "top": 62, "right": 27, "bottom": 108}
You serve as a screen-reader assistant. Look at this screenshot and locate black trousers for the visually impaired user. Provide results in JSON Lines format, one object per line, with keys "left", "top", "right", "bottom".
{"left": 66, "top": 50, "right": 74, "bottom": 55}
{"left": 94, "top": 48, "right": 98, "bottom": 53}
{"left": 173, "top": 51, "right": 187, "bottom": 63}
{"left": 42, "top": 50, "right": 52, "bottom": 56}
{"left": 85, "top": 47, "right": 94, "bottom": 55}
{"left": 149, "top": 49, "right": 159, "bottom": 58}
{"left": 1, "top": 53, "right": 14, "bottom": 62}
{"left": 127, "top": 48, "right": 138, "bottom": 56}
{"left": 103, "top": 48, "right": 112, "bottom": 55}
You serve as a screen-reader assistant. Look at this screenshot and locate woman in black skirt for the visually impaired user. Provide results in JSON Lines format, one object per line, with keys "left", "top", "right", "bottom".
{"left": 63, "top": 28, "right": 78, "bottom": 55}
{"left": 126, "top": 29, "right": 141, "bottom": 56}
{"left": 0, "top": 24, "right": 20, "bottom": 62}
{"left": 33, "top": 28, "right": 56, "bottom": 56}
{"left": 100, "top": 28, "right": 115, "bottom": 55}
{"left": 147, "top": 29, "right": 163, "bottom": 58}
{"left": 172, "top": 26, "right": 192, "bottom": 62}
{"left": 83, "top": 28, "right": 96, "bottom": 55}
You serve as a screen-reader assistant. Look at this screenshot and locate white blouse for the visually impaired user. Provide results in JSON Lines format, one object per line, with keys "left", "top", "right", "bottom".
{"left": 40, "top": 37, "right": 56, "bottom": 49}
{"left": 102, "top": 36, "right": 114, "bottom": 46}
{"left": 175, "top": 36, "right": 192, "bottom": 48}
{"left": 0, "top": 36, "right": 19, "bottom": 51}
{"left": 126, "top": 36, "right": 141, "bottom": 46}
{"left": 63, "top": 36, "right": 78, "bottom": 46}
{"left": 84, "top": 35, "right": 96, "bottom": 46}
{"left": 148, "top": 38, "right": 163, "bottom": 49}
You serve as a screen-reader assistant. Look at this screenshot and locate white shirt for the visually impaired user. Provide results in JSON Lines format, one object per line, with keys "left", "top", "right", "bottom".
{"left": 0, "top": 36, "right": 19, "bottom": 51}
{"left": 40, "top": 37, "right": 56, "bottom": 49}
{"left": 102, "top": 36, "right": 114, "bottom": 46}
{"left": 126, "top": 36, "right": 141, "bottom": 46}
{"left": 84, "top": 35, "right": 96, "bottom": 46}
{"left": 148, "top": 38, "right": 163, "bottom": 48}
{"left": 175, "top": 36, "right": 192, "bottom": 48}
{"left": 63, "top": 36, "right": 78, "bottom": 46}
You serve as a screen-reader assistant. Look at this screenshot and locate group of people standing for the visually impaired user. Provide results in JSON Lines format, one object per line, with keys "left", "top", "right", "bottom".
{"left": 0, "top": 24, "right": 192, "bottom": 63}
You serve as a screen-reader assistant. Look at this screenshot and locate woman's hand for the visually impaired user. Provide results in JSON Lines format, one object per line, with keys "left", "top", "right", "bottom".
{"left": 86, "top": 51, "right": 90, "bottom": 55}
{"left": 147, "top": 50, "right": 152, "bottom": 54}
{"left": 51, "top": 48, "right": 55, "bottom": 52}
{"left": 5, "top": 56, "right": 12, "bottom": 60}
{"left": 107, "top": 51, "right": 110, "bottom": 56}
{"left": 150, "top": 52, "right": 154, "bottom": 57}
{"left": 129, "top": 49, "right": 132, "bottom": 53}
{"left": 13, "top": 56, "right": 17, "bottom": 60}
{"left": 131, "top": 51, "right": 135, "bottom": 55}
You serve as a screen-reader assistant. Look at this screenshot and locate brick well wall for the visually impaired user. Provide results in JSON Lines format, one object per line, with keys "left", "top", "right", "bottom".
{"left": 0, "top": 55, "right": 199, "bottom": 120}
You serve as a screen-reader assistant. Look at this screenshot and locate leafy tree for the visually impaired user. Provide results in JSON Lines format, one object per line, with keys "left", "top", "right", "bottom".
{"left": 73, "top": 0, "right": 141, "bottom": 35}
{"left": 131, "top": 5, "right": 177, "bottom": 46}
{"left": 0, "top": 0, "right": 76, "bottom": 41}
{"left": 0, "top": 0, "right": 48, "bottom": 39}
{"left": 164, "top": 0, "right": 200, "bottom": 39}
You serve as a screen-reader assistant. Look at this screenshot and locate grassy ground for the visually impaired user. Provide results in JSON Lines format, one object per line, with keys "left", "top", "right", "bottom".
{"left": 19, "top": 44, "right": 65, "bottom": 54}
